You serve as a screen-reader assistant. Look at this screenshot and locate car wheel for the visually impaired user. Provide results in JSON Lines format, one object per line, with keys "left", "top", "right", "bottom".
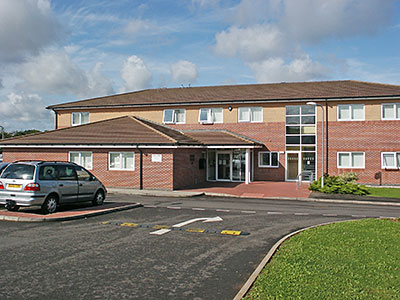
{"left": 42, "top": 195, "right": 58, "bottom": 214}
{"left": 6, "top": 204, "right": 19, "bottom": 212}
{"left": 92, "top": 190, "right": 105, "bottom": 206}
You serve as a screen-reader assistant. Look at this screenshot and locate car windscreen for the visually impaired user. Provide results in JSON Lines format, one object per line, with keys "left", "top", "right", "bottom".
{"left": 0, "top": 164, "right": 35, "bottom": 180}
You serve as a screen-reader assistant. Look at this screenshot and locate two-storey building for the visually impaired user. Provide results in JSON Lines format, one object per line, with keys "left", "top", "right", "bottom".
{"left": 1, "top": 80, "right": 400, "bottom": 189}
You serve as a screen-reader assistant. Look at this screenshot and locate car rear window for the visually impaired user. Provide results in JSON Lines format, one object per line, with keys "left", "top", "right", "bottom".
{"left": 0, "top": 164, "right": 35, "bottom": 180}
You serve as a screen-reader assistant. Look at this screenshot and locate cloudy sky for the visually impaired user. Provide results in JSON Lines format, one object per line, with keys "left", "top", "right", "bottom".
{"left": 0, "top": 0, "right": 399, "bottom": 131}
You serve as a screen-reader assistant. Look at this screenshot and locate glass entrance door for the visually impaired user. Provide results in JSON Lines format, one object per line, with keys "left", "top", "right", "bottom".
{"left": 232, "top": 150, "right": 245, "bottom": 181}
{"left": 217, "top": 153, "right": 231, "bottom": 181}
{"left": 286, "top": 152, "right": 299, "bottom": 180}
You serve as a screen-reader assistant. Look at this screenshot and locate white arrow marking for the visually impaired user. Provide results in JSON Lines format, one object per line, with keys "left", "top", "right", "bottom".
{"left": 172, "top": 216, "right": 223, "bottom": 228}
{"left": 150, "top": 216, "right": 223, "bottom": 235}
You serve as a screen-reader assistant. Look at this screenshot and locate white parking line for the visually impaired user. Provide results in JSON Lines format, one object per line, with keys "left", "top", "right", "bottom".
{"left": 294, "top": 213, "right": 309, "bottom": 216}
{"left": 144, "top": 205, "right": 157, "bottom": 208}
{"left": 150, "top": 229, "right": 171, "bottom": 235}
{"left": 192, "top": 208, "right": 206, "bottom": 211}
{"left": 241, "top": 210, "right": 256, "bottom": 214}
{"left": 267, "top": 212, "right": 282, "bottom": 215}
{"left": 216, "top": 209, "right": 230, "bottom": 212}
{"left": 323, "top": 214, "right": 338, "bottom": 217}
{"left": 167, "top": 206, "right": 181, "bottom": 210}
{"left": 351, "top": 215, "right": 366, "bottom": 218}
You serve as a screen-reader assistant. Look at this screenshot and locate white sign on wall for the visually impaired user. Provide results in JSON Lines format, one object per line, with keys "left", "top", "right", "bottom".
{"left": 152, "top": 154, "right": 162, "bottom": 162}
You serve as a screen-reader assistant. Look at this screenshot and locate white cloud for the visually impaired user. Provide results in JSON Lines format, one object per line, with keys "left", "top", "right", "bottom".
{"left": 248, "top": 55, "right": 328, "bottom": 83}
{"left": 0, "top": 0, "right": 62, "bottom": 63}
{"left": 0, "top": 93, "right": 52, "bottom": 130}
{"left": 121, "top": 55, "right": 152, "bottom": 92}
{"left": 170, "top": 60, "right": 198, "bottom": 85}
{"left": 214, "top": 25, "right": 286, "bottom": 62}
{"left": 123, "top": 19, "right": 152, "bottom": 36}
{"left": 282, "top": 0, "right": 396, "bottom": 43}
{"left": 19, "top": 50, "right": 113, "bottom": 98}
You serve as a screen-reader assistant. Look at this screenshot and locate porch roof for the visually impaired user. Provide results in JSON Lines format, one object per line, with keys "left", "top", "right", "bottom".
{"left": 0, "top": 116, "right": 262, "bottom": 148}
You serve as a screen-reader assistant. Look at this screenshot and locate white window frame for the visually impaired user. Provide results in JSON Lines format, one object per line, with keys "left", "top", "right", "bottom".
{"left": 163, "top": 109, "right": 186, "bottom": 124}
{"left": 108, "top": 152, "right": 135, "bottom": 171}
{"left": 238, "top": 107, "right": 263, "bottom": 123}
{"left": 337, "top": 152, "right": 365, "bottom": 169}
{"left": 72, "top": 112, "right": 90, "bottom": 126}
{"left": 381, "top": 152, "right": 400, "bottom": 169}
{"left": 381, "top": 103, "right": 400, "bottom": 120}
{"left": 337, "top": 104, "right": 365, "bottom": 121}
{"left": 258, "top": 151, "right": 279, "bottom": 168}
{"left": 69, "top": 151, "right": 93, "bottom": 170}
{"left": 198, "top": 108, "right": 223, "bottom": 124}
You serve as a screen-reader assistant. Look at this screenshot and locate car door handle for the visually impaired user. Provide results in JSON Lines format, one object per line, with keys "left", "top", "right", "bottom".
{"left": 59, "top": 184, "right": 64, "bottom": 187}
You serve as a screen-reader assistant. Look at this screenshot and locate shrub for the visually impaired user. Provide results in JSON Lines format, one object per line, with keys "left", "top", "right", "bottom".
{"left": 309, "top": 172, "right": 370, "bottom": 195}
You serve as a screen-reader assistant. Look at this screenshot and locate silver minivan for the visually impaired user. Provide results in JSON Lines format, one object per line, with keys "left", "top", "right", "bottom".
{"left": 0, "top": 161, "right": 107, "bottom": 213}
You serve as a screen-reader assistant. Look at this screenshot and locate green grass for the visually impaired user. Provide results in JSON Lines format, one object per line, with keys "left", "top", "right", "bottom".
{"left": 244, "top": 219, "right": 400, "bottom": 300}
{"left": 367, "top": 187, "right": 400, "bottom": 198}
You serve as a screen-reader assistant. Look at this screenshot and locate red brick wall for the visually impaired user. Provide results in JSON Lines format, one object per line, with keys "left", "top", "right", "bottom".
{"left": 173, "top": 149, "right": 206, "bottom": 189}
{"left": 2, "top": 148, "right": 175, "bottom": 190}
{"left": 326, "top": 120, "right": 400, "bottom": 185}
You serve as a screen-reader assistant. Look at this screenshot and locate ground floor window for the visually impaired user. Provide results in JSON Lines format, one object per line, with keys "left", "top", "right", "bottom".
{"left": 337, "top": 152, "right": 365, "bottom": 168}
{"left": 381, "top": 152, "right": 400, "bottom": 169}
{"left": 69, "top": 151, "right": 93, "bottom": 170}
{"left": 258, "top": 151, "right": 279, "bottom": 167}
{"left": 109, "top": 152, "right": 135, "bottom": 170}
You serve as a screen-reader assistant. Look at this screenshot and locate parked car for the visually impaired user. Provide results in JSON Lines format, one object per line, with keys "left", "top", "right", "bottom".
{"left": 0, "top": 161, "right": 107, "bottom": 213}
{"left": 0, "top": 162, "right": 9, "bottom": 174}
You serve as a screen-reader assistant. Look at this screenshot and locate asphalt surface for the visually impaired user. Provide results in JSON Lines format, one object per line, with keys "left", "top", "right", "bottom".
{"left": 1, "top": 194, "right": 399, "bottom": 300}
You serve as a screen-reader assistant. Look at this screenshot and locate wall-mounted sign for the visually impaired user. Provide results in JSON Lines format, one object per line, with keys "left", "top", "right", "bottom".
{"left": 152, "top": 154, "right": 162, "bottom": 162}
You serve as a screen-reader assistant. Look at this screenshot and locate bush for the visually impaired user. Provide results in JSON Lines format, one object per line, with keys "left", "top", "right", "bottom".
{"left": 309, "top": 172, "right": 370, "bottom": 195}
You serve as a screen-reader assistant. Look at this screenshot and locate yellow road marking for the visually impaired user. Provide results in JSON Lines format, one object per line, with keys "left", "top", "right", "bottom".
{"left": 186, "top": 228, "right": 205, "bottom": 233}
{"left": 152, "top": 225, "right": 170, "bottom": 229}
{"left": 221, "top": 230, "right": 241, "bottom": 236}
{"left": 120, "top": 222, "right": 138, "bottom": 227}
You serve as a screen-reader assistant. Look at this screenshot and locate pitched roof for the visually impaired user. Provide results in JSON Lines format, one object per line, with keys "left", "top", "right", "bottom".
{"left": 0, "top": 116, "right": 261, "bottom": 147}
{"left": 48, "top": 80, "right": 400, "bottom": 110}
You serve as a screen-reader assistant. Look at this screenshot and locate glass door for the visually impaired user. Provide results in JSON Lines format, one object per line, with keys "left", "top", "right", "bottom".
{"left": 217, "top": 152, "right": 231, "bottom": 181}
{"left": 232, "top": 150, "right": 245, "bottom": 181}
{"left": 286, "top": 152, "right": 300, "bottom": 180}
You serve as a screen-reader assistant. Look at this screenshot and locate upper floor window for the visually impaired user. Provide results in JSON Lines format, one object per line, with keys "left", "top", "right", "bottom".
{"left": 109, "top": 152, "right": 135, "bottom": 170}
{"left": 258, "top": 151, "right": 279, "bottom": 168}
{"left": 163, "top": 109, "right": 185, "bottom": 124}
{"left": 199, "top": 108, "right": 223, "bottom": 124}
{"left": 72, "top": 112, "right": 90, "bottom": 126}
{"left": 238, "top": 107, "right": 262, "bottom": 123}
{"left": 381, "top": 152, "right": 400, "bottom": 169}
{"left": 337, "top": 152, "right": 364, "bottom": 169}
{"left": 337, "top": 104, "right": 364, "bottom": 121}
{"left": 69, "top": 151, "right": 93, "bottom": 170}
{"left": 381, "top": 103, "right": 400, "bottom": 120}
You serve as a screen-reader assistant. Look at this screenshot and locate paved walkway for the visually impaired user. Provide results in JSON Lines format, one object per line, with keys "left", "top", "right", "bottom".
{"left": 181, "top": 181, "right": 311, "bottom": 199}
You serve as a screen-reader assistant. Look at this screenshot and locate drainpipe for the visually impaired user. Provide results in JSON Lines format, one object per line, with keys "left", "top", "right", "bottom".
{"left": 325, "top": 99, "right": 329, "bottom": 175}
{"left": 138, "top": 146, "right": 143, "bottom": 190}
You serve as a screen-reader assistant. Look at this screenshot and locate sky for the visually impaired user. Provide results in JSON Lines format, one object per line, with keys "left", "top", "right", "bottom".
{"left": 0, "top": 0, "right": 399, "bottom": 132}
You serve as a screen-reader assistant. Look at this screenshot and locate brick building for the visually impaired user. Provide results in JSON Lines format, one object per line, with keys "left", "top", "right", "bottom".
{"left": 1, "top": 80, "right": 400, "bottom": 188}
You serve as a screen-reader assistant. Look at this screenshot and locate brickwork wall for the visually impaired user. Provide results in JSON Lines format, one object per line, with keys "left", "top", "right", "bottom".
{"left": 173, "top": 149, "right": 206, "bottom": 189}
{"left": 314, "top": 120, "right": 399, "bottom": 185}
{"left": 2, "top": 148, "right": 175, "bottom": 190}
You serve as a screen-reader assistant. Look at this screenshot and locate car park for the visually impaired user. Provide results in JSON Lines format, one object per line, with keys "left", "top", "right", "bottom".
{"left": 0, "top": 161, "right": 107, "bottom": 213}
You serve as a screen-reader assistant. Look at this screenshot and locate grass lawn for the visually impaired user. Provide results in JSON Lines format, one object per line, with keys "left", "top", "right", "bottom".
{"left": 367, "top": 187, "right": 400, "bottom": 198}
{"left": 244, "top": 219, "right": 400, "bottom": 300}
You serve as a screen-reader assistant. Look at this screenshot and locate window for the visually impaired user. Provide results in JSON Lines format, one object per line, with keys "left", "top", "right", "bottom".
{"left": 238, "top": 107, "right": 262, "bottom": 122}
{"left": 72, "top": 112, "right": 90, "bottom": 126}
{"left": 109, "top": 152, "right": 135, "bottom": 170}
{"left": 337, "top": 152, "right": 365, "bottom": 168}
{"left": 163, "top": 109, "right": 185, "bottom": 124}
{"left": 337, "top": 104, "right": 364, "bottom": 121}
{"left": 75, "top": 166, "right": 92, "bottom": 181}
{"left": 69, "top": 152, "right": 93, "bottom": 170}
{"left": 381, "top": 103, "right": 400, "bottom": 120}
{"left": 381, "top": 152, "right": 400, "bottom": 169}
{"left": 259, "top": 151, "right": 279, "bottom": 168}
{"left": 56, "top": 165, "right": 77, "bottom": 181}
{"left": 199, "top": 108, "right": 223, "bottom": 123}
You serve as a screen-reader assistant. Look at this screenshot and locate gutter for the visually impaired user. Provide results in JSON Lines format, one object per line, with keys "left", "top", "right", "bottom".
{"left": 47, "top": 95, "right": 400, "bottom": 111}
